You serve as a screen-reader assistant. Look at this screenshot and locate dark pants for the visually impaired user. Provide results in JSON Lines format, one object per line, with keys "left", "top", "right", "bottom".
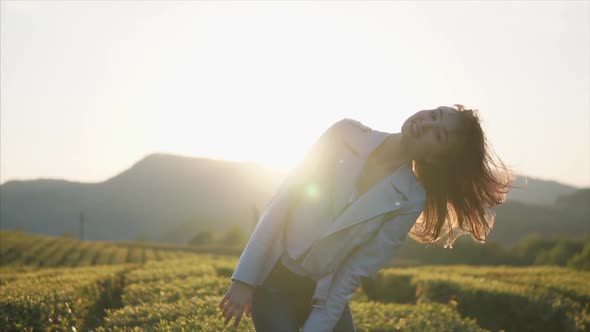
{"left": 251, "top": 260, "right": 356, "bottom": 332}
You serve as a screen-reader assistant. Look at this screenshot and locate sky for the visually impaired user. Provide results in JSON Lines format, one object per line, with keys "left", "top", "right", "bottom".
{"left": 1, "top": 0, "right": 589, "bottom": 188}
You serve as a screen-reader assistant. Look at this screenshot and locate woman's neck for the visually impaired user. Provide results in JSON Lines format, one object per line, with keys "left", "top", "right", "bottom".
{"left": 374, "top": 132, "right": 412, "bottom": 171}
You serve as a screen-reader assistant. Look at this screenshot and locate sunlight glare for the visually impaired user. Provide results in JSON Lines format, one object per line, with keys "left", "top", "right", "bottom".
{"left": 304, "top": 183, "right": 320, "bottom": 199}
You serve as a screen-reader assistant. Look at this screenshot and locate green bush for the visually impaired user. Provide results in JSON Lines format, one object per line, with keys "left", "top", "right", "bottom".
{"left": 350, "top": 302, "right": 488, "bottom": 332}
{"left": 0, "top": 265, "right": 128, "bottom": 331}
{"left": 568, "top": 242, "right": 590, "bottom": 271}
{"left": 373, "top": 266, "right": 590, "bottom": 332}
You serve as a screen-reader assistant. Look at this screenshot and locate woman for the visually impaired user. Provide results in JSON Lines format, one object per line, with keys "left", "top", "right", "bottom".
{"left": 219, "top": 104, "right": 511, "bottom": 332}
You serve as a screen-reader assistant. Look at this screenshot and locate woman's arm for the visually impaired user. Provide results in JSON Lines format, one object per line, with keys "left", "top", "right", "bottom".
{"left": 230, "top": 119, "right": 349, "bottom": 287}
{"left": 301, "top": 210, "right": 422, "bottom": 332}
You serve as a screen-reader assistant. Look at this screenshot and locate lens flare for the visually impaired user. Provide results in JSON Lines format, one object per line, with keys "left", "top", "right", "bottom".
{"left": 304, "top": 183, "right": 320, "bottom": 199}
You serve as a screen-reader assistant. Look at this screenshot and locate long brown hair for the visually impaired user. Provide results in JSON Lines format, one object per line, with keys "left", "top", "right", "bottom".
{"left": 409, "top": 104, "right": 513, "bottom": 248}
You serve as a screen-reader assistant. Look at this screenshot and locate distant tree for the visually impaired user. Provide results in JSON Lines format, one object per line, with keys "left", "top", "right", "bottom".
{"left": 534, "top": 239, "right": 583, "bottom": 266}
{"left": 222, "top": 224, "right": 246, "bottom": 247}
{"left": 511, "top": 233, "right": 555, "bottom": 265}
{"left": 189, "top": 230, "right": 214, "bottom": 245}
{"left": 567, "top": 241, "right": 590, "bottom": 270}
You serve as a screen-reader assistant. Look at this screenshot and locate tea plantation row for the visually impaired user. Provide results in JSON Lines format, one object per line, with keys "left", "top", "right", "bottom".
{"left": 3, "top": 253, "right": 590, "bottom": 331}
{"left": 0, "top": 231, "right": 201, "bottom": 268}
{"left": 2, "top": 256, "right": 484, "bottom": 332}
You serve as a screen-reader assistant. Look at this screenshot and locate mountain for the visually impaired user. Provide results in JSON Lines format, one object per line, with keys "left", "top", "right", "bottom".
{"left": 505, "top": 175, "right": 578, "bottom": 206}
{"left": 0, "top": 153, "right": 283, "bottom": 241}
{"left": 554, "top": 188, "right": 590, "bottom": 218}
{"left": 1, "top": 153, "right": 587, "bottom": 244}
{"left": 489, "top": 200, "right": 589, "bottom": 245}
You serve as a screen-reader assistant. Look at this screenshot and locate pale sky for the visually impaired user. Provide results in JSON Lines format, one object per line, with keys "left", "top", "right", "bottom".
{"left": 1, "top": 0, "right": 589, "bottom": 188}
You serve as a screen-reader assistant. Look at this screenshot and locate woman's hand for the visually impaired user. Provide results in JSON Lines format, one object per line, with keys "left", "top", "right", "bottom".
{"left": 219, "top": 280, "right": 255, "bottom": 328}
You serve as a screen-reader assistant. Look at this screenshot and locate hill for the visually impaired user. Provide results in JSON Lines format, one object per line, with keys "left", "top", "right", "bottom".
{"left": 1, "top": 153, "right": 587, "bottom": 244}
{"left": 489, "top": 198, "right": 590, "bottom": 244}
{"left": 505, "top": 174, "right": 578, "bottom": 206}
{"left": 554, "top": 188, "right": 590, "bottom": 218}
{"left": 0, "top": 153, "right": 282, "bottom": 241}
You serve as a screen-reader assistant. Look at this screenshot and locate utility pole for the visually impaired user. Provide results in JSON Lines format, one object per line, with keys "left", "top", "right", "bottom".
{"left": 79, "top": 212, "right": 85, "bottom": 240}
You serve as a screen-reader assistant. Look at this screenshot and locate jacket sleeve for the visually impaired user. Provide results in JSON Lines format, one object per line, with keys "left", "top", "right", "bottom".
{"left": 230, "top": 119, "right": 350, "bottom": 287}
{"left": 301, "top": 210, "right": 422, "bottom": 332}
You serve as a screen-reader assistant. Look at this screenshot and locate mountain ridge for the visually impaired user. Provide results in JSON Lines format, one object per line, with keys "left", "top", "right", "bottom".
{"left": 1, "top": 153, "right": 587, "bottom": 244}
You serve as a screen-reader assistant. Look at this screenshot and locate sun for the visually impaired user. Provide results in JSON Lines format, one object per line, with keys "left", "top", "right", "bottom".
{"left": 149, "top": 109, "right": 328, "bottom": 178}
{"left": 248, "top": 138, "right": 310, "bottom": 174}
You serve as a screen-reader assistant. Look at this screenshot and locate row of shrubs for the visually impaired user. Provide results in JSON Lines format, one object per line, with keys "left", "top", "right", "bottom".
{"left": 0, "top": 230, "right": 197, "bottom": 268}
{"left": 96, "top": 256, "right": 488, "bottom": 332}
{"left": 394, "top": 234, "right": 590, "bottom": 270}
{"left": 370, "top": 265, "right": 590, "bottom": 332}
{"left": 5, "top": 252, "right": 589, "bottom": 331}
{"left": 0, "top": 265, "right": 132, "bottom": 331}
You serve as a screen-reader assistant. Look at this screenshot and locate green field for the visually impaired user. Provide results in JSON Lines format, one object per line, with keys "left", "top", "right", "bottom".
{"left": 0, "top": 230, "right": 240, "bottom": 268}
{"left": 1, "top": 231, "right": 589, "bottom": 331}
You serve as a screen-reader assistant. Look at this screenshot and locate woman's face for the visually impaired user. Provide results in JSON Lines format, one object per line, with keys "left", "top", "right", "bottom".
{"left": 401, "top": 106, "right": 463, "bottom": 164}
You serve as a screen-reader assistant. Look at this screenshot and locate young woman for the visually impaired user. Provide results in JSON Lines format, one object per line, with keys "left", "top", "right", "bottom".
{"left": 219, "top": 104, "right": 511, "bottom": 332}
